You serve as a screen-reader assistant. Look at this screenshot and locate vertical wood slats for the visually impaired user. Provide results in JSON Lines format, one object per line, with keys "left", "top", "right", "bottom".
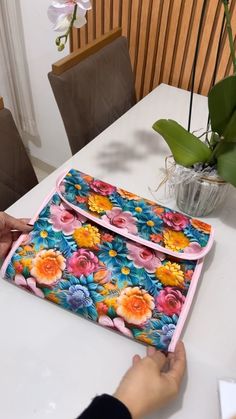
{"left": 71, "top": 0, "right": 236, "bottom": 100}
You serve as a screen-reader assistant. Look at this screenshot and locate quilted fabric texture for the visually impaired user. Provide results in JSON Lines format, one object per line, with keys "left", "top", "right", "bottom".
{"left": 4, "top": 191, "right": 198, "bottom": 351}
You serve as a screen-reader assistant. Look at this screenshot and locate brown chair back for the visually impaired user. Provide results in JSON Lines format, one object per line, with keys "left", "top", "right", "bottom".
{"left": 48, "top": 28, "right": 136, "bottom": 155}
{"left": 0, "top": 97, "right": 38, "bottom": 210}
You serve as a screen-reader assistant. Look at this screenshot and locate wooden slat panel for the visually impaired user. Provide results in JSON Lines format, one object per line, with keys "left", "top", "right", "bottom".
{"left": 142, "top": 0, "right": 162, "bottom": 97}
{"left": 169, "top": 0, "right": 194, "bottom": 87}
{"left": 152, "top": 0, "right": 171, "bottom": 90}
{"left": 71, "top": 0, "right": 236, "bottom": 99}
{"left": 160, "top": 0, "right": 182, "bottom": 85}
{"left": 104, "top": 0, "right": 112, "bottom": 33}
{"left": 95, "top": 0, "right": 103, "bottom": 38}
{"left": 129, "top": 0, "right": 140, "bottom": 70}
{"left": 134, "top": 0, "right": 151, "bottom": 99}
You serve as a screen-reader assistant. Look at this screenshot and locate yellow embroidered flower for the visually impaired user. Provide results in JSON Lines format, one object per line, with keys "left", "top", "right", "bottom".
{"left": 155, "top": 262, "right": 184, "bottom": 286}
{"left": 191, "top": 219, "right": 211, "bottom": 234}
{"left": 137, "top": 334, "right": 153, "bottom": 345}
{"left": 21, "top": 258, "right": 33, "bottom": 269}
{"left": 117, "top": 188, "right": 141, "bottom": 201}
{"left": 46, "top": 293, "right": 60, "bottom": 304}
{"left": 88, "top": 194, "right": 113, "bottom": 213}
{"left": 18, "top": 245, "right": 34, "bottom": 256}
{"left": 163, "top": 229, "right": 190, "bottom": 251}
{"left": 116, "top": 286, "right": 155, "bottom": 325}
{"left": 73, "top": 224, "right": 101, "bottom": 248}
{"left": 30, "top": 249, "right": 66, "bottom": 287}
{"left": 104, "top": 296, "right": 118, "bottom": 310}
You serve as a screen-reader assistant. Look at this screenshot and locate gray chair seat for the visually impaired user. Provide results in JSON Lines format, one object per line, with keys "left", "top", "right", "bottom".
{"left": 0, "top": 100, "right": 38, "bottom": 210}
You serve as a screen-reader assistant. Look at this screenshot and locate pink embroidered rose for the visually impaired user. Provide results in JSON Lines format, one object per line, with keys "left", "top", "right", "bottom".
{"left": 163, "top": 212, "right": 189, "bottom": 231}
{"left": 102, "top": 207, "right": 138, "bottom": 234}
{"left": 49, "top": 203, "right": 86, "bottom": 235}
{"left": 127, "top": 242, "right": 165, "bottom": 273}
{"left": 67, "top": 249, "right": 99, "bottom": 277}
{"left": 90, "top": 180, "right": 116, "bottom": 196}
{"left": 183, "top": 242, "right": 202, "bottom": 254}
{"left": 98, "top": 315, "right": 133, "bottom": 338}
{"left": 156, "top": 288, "right": 185, "bottom": 316}
{"left": 14, "top": 274, "right": 44, "bottom": 298}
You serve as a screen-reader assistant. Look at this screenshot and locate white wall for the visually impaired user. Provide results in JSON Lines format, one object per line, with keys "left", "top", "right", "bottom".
{"left": 19, "top": 0, "right": 72, "bottom": 167}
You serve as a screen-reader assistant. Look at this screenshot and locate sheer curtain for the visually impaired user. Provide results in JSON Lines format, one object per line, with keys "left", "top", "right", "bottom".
{"left": 0, "top": 0, "right": 37, "bottom": 136}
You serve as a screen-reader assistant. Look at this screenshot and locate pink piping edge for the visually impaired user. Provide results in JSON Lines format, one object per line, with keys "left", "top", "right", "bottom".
{"left": 168, "top": 258, "right": 204, "bottom": 352}
{"left": 0, "top": 187, "right": 56, "bottom": 278}
{"left": 56, "top": 170, "right": 215, "bottom": 261}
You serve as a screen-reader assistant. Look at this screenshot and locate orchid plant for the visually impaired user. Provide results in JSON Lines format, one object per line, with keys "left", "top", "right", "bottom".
{"left": 152, "top": 0, "right": 236, "bottom": 188}
{"left": 48, "top": 0, "right": 92, "bottom": 51}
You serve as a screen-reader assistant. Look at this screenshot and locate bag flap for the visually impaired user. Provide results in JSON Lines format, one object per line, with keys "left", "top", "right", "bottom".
{"left": 56, "top": 168, "right": 214, "bottom": 260}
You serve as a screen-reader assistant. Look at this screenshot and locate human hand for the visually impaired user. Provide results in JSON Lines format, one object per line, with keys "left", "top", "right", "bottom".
{"left": 0, "top": 212, "right": 32, "bottom": 259}
{"left": 114, "top": 341, "right": 186, "bottom": 419}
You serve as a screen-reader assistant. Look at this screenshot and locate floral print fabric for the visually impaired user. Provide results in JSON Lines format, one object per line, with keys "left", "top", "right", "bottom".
{"left": 59, "top": 169, "right": 212, "bottom": 258}
{"left": 4, "top": 192, "right": 198, "bottom": 350}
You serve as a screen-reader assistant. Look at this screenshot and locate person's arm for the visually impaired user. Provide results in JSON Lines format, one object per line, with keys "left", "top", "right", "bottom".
{"left": 77, "top": 394, "right": 131, "bottom": 419}
{"left": 77, "top": 341, "right": 186, "bottom": 419}
{"left": 0, "top": 212, "right": 32, "bottom": 259}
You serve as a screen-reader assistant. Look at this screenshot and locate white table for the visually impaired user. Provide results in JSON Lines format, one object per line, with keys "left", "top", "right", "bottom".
{"left": 1, "top": 84, "right": 236, "bottom": 419}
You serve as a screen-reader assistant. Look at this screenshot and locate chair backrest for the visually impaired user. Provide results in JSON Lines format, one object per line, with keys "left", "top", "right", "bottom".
{"left": 48, "top": 28, "right": 136, "bottom": 155}
{"left": 0, "top": 97, "right": 38, "bottom": 210}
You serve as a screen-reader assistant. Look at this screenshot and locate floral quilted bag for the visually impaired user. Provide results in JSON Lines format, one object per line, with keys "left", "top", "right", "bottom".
{"left": 1, "top": 168, "right": 214, "bottom": 351}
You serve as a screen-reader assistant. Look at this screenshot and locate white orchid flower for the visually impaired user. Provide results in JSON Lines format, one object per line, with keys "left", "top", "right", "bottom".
{"left": 48, "top": 1, "right": 91, "bottom": 32}
{"left": 48, "top": 0, "right": 92, "bottom": 50}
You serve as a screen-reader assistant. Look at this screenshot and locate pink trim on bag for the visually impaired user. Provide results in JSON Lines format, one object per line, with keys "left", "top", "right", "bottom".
{"left": 0, "top": 188, "right": 56, "bottom": 278}
{"left": 168, "top": 258, "right": 204, "bottom": 352}
{"left": 56, "top": 171, "right": 214, "bottom": 261}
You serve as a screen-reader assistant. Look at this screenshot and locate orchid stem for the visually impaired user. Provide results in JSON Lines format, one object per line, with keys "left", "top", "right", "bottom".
{"left": 56, "top": 4, "right": 78, "bottom": 51}
{"left": 222, "top": 0, "right": 236, "bottom": 73}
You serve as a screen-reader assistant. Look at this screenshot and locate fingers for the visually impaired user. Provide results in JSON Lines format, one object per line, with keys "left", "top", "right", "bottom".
{"left": 166, "top": 341, "right": 186, "bottom": 385}
{"left": 3, "top": 213, "right": 32, "bottom": 233}
{"left": 132, "top": 354, "right": 141, "bottom": 366}
{"left": 147, "top": 346, "right": 167, "bottom": 371}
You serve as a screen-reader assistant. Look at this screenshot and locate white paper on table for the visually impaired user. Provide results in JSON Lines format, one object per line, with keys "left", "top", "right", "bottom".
{"left": 219, "top": 379, "right": 236, "bottom": 419}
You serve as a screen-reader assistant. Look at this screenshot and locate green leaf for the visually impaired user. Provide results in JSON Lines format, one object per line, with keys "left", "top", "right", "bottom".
{"left": 152, "top": 119, "right": 211, "bottom": 167}
{"left": 208, "top": 75, "right": 236, "bottom": 136}
{"left": 222, "top": 109, "right": 236, "bottom": 142}
{"left": 216, "top": 142, "right": 236, "bottom": 186}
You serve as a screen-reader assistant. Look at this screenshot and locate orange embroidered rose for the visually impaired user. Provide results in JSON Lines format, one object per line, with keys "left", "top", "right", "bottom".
{"left": 116, "top": 286, "right": 155, "bottom": 325}
{"left": 30, "top": 249, "right": 66, "bottom": 287}
{"left": 191, "top": 219, "right": 211, "bottom": 234}
{"left": 117, "top": 188, "right": 141, "bottom": 201}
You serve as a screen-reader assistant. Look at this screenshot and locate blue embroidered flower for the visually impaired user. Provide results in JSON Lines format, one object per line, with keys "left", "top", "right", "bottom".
{"left": 137, "top": 212, "right": 163, "bottom": 240}
{"left": 63, "top": 171, "right": 90, "bottom": 199}
{"left": 66, "top": 284, "right": 93, "bottom": 310}
{"left": 184, "top": 225, "right": 209, "bottom": 247}
{"left": 98, "top": 237, "right": 128, "bottom": 267}
{"left": 160, "top": 324, "right": 176, "bottom": 346}
{"left": 111, "top": 262, "right": 140, "bottom": 287}
{"left": 31, "top": 220, "right": 57, "bottom": 250}
{"left": 122, "top": 199, "right": 152, "bottom": 217}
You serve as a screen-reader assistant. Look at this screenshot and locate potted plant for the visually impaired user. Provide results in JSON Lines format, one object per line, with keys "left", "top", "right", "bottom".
{"left": 152, "top": 0, "right": 236, "bottom": 217}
